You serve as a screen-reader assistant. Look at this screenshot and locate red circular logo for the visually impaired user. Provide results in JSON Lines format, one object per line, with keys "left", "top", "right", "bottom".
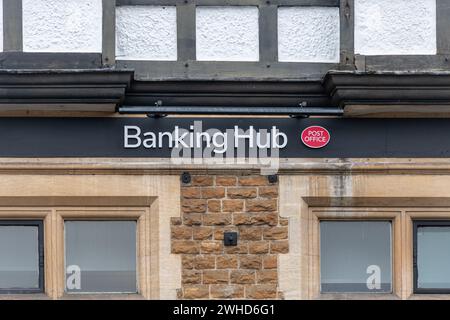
{"left": 301, "top": 126, "right": 330, "bottom": 149}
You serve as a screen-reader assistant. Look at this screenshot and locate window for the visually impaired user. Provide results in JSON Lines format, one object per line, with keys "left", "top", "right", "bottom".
{"left": 414, "top": 221, "right": 450, "bottom": 293}
{"left": 0, "top": 221, "right": 44, "bottom": 294}
{"left": 320, "top": 221, "right": 392, "bottom": 293}
{"left": 65, "top": 221, "right": 137, "bottom": 294}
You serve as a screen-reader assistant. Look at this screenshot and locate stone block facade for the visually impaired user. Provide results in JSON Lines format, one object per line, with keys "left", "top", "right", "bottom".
{"left": 171, "top": 175, "right": 288, "bottom": 299}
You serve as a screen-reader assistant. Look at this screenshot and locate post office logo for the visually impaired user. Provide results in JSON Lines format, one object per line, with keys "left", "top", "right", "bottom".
{"left": 301, "top": 126, "right": 330, "bottom": 149}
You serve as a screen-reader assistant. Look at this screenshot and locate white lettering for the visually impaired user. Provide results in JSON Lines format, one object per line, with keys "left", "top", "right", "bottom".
{"left": 143, "top": 132, "right": 156, "bottom": 148}
{"left": 234, "top": 126, "right": 255, "bottom": 148}
{"left": 158, "top": 131, "right": 173, "bottom": 148}
{"left": 196, "top": 131, "right": 212, "bottom": 149}
{"left": 174, "top": 126, "right": 189, "bottom": 148}
{"left": 123, "top": 124, "right": 288, "bottom": 169}
{"left": 124, "top": 126, "right": 141, "bottom": 148}
{"left": 256, "top": 129, "right": 271, "bottom": 149}
{"left": 272, "top": 126, "right": 288, "bottom": 148}
{"left": 212, "top": 131, "right": 227, "bottom": 154}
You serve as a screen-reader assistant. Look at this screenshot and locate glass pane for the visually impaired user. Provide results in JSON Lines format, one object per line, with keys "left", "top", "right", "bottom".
{"left": 417, "top": 226, "right": 450, "bottom": 289}
{"left": 320, "top": 221, "right": 392, "bottom": 293}
{"left": 65, "top": 221, "right": 137, "bottom": 293}
{"left": 0, "top": 226, "right": 39, "bottom": 289}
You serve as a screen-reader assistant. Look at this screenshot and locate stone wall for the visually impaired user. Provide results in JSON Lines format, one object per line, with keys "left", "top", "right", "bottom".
{"left": 171, "top": 174, "right": 288, "bottom": 299}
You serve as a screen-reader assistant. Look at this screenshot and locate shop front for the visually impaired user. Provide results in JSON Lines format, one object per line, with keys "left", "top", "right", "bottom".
{"left": 1, "top": 0, "right": 449, "bottom": 303}
{"left": 1, "top": 116, "right": 450, "bottom": 300}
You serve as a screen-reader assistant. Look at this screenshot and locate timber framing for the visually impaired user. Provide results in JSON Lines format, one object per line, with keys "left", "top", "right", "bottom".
{"left": 0, "top": 53, "right": 104, "bottom": 70}
{"left": 2, "top": 0, "right": 23, "bottom": 52}
{"left": 115, "top": 0, "right": 342, "bottom": 80}
{"left": 1, "top": 0, "right": 450, "bottom": 81}
{"left": 2, "top": 0, "right": 450, "bottom": 82}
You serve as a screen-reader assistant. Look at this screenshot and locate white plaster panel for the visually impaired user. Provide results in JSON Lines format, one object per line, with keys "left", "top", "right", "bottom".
{"left": 22, "top": 0, "right": 102, "bottom": 53}
{"left": 355, "top": 0, "right": 436, "bottom": 55}
{"left": 278, "top": 7, "right": 340, "bottom": 63}
{"left": 196, "top": 6, "right": 259, "bottom": 61}
{"left": 0, "top": 0, "right": 3, "bottom": 52}
{"left": 116, "top": 6, "right": 177, "bottom": 61}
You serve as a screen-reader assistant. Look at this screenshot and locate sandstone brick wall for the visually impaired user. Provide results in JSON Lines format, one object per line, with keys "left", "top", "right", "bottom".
{"left": 171, "top": 174, "right": 288, "bottom": 299}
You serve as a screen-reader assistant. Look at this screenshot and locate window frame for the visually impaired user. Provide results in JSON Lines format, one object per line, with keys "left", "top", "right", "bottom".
{"left": 319, "top": 219, "right": 393, "bottom": 294}
{"left": 309, "top": 209, "right": 403, "bottom": 299}
{"left": 63, "top": 219, "right": 139, "bottom": 295}
{"left": 413, "top": 220, "right": 450, "bottom": 294}
{"left": 0, "top": 220, "right": 44, "bottom": 295}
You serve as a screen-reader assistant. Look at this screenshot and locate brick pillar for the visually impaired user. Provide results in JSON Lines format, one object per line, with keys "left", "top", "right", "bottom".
{"left": 171, "top": 175, "right": 288, "bottom": 299}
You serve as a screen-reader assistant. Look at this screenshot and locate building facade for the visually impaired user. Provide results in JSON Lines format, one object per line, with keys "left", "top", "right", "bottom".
{"left": 1, "top": 0, "right": 450, "bottom": 300}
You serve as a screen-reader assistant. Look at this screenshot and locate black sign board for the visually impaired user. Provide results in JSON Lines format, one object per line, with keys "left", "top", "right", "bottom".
{"left": 0, "top": 117, "right": 448, "bottom": 158}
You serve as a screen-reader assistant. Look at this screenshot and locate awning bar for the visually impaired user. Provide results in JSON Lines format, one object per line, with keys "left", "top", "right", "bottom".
{"left": 118, "top": 106, "right": 344, "bottom": 117}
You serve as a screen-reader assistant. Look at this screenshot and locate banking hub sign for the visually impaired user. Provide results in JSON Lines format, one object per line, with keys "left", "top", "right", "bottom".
{"left": 0, "top": 117, "right": 449, "bottom": 159}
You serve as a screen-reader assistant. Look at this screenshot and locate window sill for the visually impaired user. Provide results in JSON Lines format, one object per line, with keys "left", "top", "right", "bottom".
{"left": 0, "top": 294, "right": 51, "bottom": 300}
{"left": 61, "top": 294, "right": 145, "bottom": 300}
{"left": 317, "top": 293, "right": 400, "bottom": 300}
{"left": 409, "top": 294, "right": 450, "bottom": 300}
